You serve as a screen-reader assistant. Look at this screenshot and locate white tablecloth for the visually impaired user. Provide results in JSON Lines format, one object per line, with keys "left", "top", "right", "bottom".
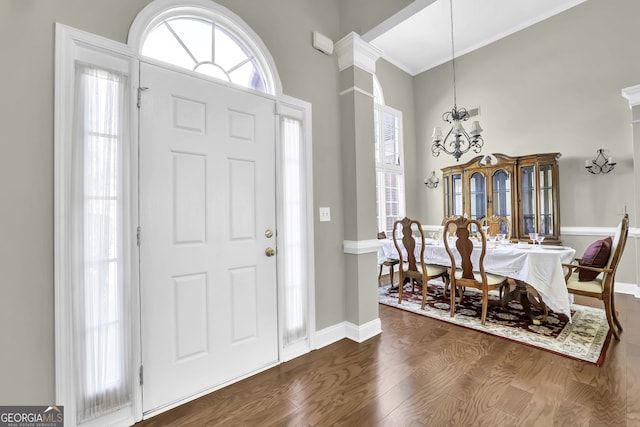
{"left": 380, "top": 239, "right": 576, "bottom": 317}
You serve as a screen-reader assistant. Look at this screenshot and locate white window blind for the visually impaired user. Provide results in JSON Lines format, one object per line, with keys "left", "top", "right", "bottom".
{"left": 374, "top": 102, "right": 405, "bottom": 236}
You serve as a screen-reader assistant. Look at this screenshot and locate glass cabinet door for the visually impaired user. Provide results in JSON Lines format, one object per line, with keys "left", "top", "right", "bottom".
{"left": 443, "top": 176, "right": 451, "bottom": 218}
{"left": 443, "top": 173, "right": 463, "bottom": 218}
{"left": 492, "top": 170, "right": 511, "bottom": 217}
{"left": 469, "top": 172, "right": 486, "bottom": 222}
{"left": 539, "top": 164, "right": 554, "bottom": 235}
{"left": 521, "top": 166, "right": 536, "bottom": 234}
{"left": 452, "top": 174, "right": 462, "bottom": 216}
{"left": 442, "top": 153, "right": 559, "bottom": 243}
{"left": 492, "top": 169, "right": 511, "bottom": 234}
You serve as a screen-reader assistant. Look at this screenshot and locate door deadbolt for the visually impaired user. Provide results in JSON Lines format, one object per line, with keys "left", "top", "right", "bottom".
{"left": 265, "top": 229, "right": 273, "bottom": 238}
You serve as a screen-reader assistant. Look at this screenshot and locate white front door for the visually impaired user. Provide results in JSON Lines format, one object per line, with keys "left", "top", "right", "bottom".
{"left": 139, "top": 62, "right": 278, "bottom": 413}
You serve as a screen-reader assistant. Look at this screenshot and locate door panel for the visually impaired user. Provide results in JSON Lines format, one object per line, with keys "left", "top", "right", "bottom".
{"left": 139, "top": 62, "right": 278, "bottom": 413}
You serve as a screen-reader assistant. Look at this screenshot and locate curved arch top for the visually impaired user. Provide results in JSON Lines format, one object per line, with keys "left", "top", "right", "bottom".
{"left": 128, "top": 0, "right": 282, "bottom": 95}
{"left": 373, "top": 75, "right": 384, "bottom": 106}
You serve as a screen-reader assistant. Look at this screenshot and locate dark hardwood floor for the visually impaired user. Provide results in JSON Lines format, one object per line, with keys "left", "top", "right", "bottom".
{"left": 137, "top": 276, "right": 640, "bottom": 426}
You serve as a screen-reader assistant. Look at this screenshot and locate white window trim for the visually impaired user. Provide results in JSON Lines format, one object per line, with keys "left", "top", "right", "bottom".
{"left": 372, "top": 75, "right": 384, "bottom": 106}
{"left": 54, "top": 24, "right": 141, "bottom": 427}
{"left": 276, "top": 96, "right": 316, "bottom": 361}
{"left": 374, "top": 102, "right": 406, "bottom": 234}
{"left": 56, "top": 2, "right": 315, "bottom": 421}
{"left": 127, "top": 0, "right": 282, "bottom": 96}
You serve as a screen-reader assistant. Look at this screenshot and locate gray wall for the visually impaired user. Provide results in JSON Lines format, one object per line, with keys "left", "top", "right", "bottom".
{"left": 3, "top": 0, "right": 638, "bottom": 406}
{"left": 338, "top": 0, "right": 413, "bottom": 39}
{"left": 0, "top": 0, "right": 419, "bottom": 406}
{"left": 413, "top": 0, "right": 640, "bottom": 282}
{"left": 375, "top": 58, "right": 419, "bottom": 217}
{"left": 415, "top": 0, "right": 639, "bottom": 225}
{"left": 0, "top": 0, "right": 151, "bottom": 405}
{"left": 222, "top": 0, "right": 347, "bottom": 330}
{"left": 0, "top": 0, "right": 356, "bottom": 405}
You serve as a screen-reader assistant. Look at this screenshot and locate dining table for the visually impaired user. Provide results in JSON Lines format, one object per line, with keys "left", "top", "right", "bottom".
{"left": 380, "top": 238, "right": 576, "bottom": 319}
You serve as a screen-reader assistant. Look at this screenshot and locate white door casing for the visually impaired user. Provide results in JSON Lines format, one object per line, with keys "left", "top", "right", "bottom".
{"left": 56, "top": 18, "right": 315, "bottom": 426}
{"left": 139, "top": 61, "right": 278, "bottom": 413}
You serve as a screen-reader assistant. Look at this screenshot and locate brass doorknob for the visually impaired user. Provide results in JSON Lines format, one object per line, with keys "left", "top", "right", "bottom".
{"left": 265, "top": 247, "right": 276, "bottom": 257}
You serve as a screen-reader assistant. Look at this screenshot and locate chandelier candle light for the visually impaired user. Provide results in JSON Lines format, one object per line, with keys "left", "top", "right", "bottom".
{"left": 431, "top": 0, "right": 484, "bottom": 162}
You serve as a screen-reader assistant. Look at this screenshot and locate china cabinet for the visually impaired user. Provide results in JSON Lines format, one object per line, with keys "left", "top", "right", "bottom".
{"left": 441, "top": 153, "right": 561, "bottom": 244}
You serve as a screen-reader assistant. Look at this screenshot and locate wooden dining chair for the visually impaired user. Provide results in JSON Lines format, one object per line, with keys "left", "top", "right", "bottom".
{"left": 392, "top": 217, "right": 448, "bottom": 309}
{"left": 443, "top": 216, "right": 509, "bottom": 324}
{"left": 377, "top": 231, "right": 399, "bottom": 285}
{"left": 480, "top": 215, "right": 512, "bottom": 240}
{"left": 562, "top": 213, "right": 629, "bottom": 340}
{"left": 441, "top": 215, "right": 463, "bottom": 238}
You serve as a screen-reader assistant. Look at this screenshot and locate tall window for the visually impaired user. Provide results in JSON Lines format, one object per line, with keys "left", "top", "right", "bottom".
{"left": 73, "top": 64, "right": 132, "bottom": 422}
{"left": 373, "top": 78, "right": 405, "bottom": 236}
{"left": 280, "top": 116, "right": 308, "bottom": 347}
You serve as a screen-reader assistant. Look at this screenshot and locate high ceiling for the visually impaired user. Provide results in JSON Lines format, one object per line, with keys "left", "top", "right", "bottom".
{"left": 363, "top": 0, "right": 587, "bottom": 76}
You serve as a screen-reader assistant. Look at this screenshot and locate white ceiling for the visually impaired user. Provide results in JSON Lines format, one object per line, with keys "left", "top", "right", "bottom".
{"left": 364, "top": 0, "right": 587, "bottom": 76}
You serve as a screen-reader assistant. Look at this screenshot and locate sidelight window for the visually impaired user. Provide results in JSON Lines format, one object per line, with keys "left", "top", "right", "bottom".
{"left": 73, "top": 63, "right": 133, "bottom": 423}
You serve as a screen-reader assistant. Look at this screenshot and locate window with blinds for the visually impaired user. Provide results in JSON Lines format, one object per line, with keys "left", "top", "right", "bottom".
{"left": 374, "top": 90, "right": 405, "bottom": 237}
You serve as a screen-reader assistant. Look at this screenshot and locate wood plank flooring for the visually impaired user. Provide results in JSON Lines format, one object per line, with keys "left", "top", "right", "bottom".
{"left": 136, "top": 277, "right": 640, "bottom": 426}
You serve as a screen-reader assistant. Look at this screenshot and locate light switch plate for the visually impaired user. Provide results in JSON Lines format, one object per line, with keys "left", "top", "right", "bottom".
{"left": 319, "top": 207, "right": 331, "bottom": 222}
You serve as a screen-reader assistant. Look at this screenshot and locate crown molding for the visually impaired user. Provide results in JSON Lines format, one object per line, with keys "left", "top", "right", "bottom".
{"left": 622, "top": 84, "right": 640, "bottom": 107}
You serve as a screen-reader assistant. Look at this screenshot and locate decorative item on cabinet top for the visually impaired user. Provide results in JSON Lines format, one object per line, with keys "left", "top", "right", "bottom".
{"left": 440, "top": 152, "right": 562, "bottom": 245}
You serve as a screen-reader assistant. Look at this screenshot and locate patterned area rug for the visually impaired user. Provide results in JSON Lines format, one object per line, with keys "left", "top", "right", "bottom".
{"left": 379, "top": 281, "right": 612, "bottom": 365}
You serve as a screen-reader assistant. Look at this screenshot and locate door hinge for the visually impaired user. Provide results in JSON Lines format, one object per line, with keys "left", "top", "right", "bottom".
{"left": 137, "top": 87, "right": 149, "bottom": 109}
{"left": 139, "top": 365, "right": 143, "bottom": 386}
{"left": 137, "top": 226, "right": 141, "bottom": 247}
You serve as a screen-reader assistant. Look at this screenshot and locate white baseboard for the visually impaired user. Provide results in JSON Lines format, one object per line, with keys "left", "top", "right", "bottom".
{"left": 314, "top": 318, "right": 382, "bottom": 349}
{"left": 616, "top": 282, "right": 639, "bottom": 297}
{"left": 346, "top": 318, "right": 382, "bottom": 343}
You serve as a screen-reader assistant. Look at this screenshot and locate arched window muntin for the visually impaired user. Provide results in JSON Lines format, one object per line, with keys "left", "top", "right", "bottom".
{"left": 129, "top": 1, "right": 280, "bottom": 95}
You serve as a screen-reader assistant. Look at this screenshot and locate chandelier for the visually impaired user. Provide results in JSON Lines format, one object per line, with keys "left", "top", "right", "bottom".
{"left": 431, "top": 0, "right": 483, "bottom": 162}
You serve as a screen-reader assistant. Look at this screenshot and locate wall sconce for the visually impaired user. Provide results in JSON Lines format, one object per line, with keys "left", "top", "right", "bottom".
{"left": 585, "top": 149, "right": 615, "bottom": 174}
{"left": 424, "top": 171, "right": 439, "bottom": 189}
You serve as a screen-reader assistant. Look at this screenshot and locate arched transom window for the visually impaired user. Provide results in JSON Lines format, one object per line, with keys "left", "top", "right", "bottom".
{"left": 141, "top": 15, "right": 270, "bottom": 93}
